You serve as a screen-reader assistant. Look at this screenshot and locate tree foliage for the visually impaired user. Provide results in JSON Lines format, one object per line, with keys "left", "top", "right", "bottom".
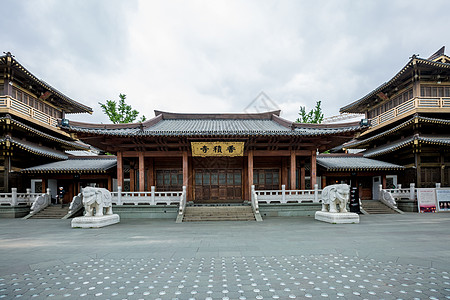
{"left": 296, "top": 101, "right": 324, "bottom": 124}
{"left": 99, "top": 94, "right": 146, "bottom": 124}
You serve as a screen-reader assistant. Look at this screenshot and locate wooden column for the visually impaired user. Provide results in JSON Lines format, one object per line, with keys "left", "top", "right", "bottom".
{"left": 243, "top": 157, "right": 249, "bottom": 200}
{"left": 139, "top": 152, "right": 145, "bottom": 191}
{"left": 41, "top": 178, "right": 46, "bottom": 193}
{"left": 147, "top": 158, "right": 154, "bottom": 189}
{"left": 248, "top": 150, "right": 254, "bottom": 200}
{"left": 290, "top": 150, "right": 296, "bottom": 189}
{"left": 117, "top": 151, "right": 123, "bottom": 189}
{"left": 188, "top": 156, "right": 193, "bottom": 201}
{"left": 321, "top": 176, "right": 327, "bottom": 188}
{"left": 300, "top": 160, "right": 306, "bottom": 190}
{"left": 281, "top": 158, "right": 288, "bottom": 188}
{"left": 182, "top": 151, "right": 188, "bottom": 188}
{"left": 107, "top": 175, "right": 112, "bottom": 191}
{"left": 311, "top": 150, "right": 317, "bottom": 189}
{"left": 382, "top": 174, "right": 387, "bottom": 189}
{"left": 130, "top": 168, "right": 135, "bottom": 192}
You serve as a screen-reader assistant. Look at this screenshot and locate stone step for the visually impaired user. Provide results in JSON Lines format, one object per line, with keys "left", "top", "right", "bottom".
{"left": 30, "top": 205, "right": 69, "bottom": 219}
{"left": 361, "top": 200, "right": 399, "bottom": 214}
{"left": 183, "top": 206, "right": 255, "bottom": 222}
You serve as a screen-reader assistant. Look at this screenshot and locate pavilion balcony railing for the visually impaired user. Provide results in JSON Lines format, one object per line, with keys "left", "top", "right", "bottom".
{"left": 369, "top": 97, "right": 450, "bottom": 129}
{"left": 111, "top": 186, "right": 183, "bottom": 205}
{"left": 255, "top": 184, "right": 321, "bottom": 204}
{"left": 0, "top": 95, "right": 58, "bottom": 127}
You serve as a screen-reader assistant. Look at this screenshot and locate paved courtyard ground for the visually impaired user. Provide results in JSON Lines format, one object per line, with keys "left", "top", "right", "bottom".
{"left": 0, "top": 213, "right": 449, "bottom": 299}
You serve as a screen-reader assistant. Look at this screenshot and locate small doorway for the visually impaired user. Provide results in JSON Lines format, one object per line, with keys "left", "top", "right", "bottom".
{"left": 194, "top": 169, "right": 242, "bottom": 203}
{"left": 372, "top": 176, "right": 381, "bottom": 200}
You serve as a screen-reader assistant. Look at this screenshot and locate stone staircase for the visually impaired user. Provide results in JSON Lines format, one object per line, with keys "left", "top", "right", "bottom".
{"left": 361, "top": 200, "right": 400, "bottom": 214}
{"left": 183, "top": 205, "right": 256, "bottom": 222}
{"left": 29, "top": 205, "right": 70, "bottom": 219}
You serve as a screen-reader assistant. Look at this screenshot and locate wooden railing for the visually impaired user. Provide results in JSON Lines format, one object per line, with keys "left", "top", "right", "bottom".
{"left": 0, "top": 95, "right": 58, "bottom": 127}
{"left": 370, "top": 97, "right": 450, "bottom": 129}
{"left": 255, "top": 184, "right": 321, "bottom": 204}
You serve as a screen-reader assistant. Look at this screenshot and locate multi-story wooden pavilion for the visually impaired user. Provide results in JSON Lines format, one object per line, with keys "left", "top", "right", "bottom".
{"left": 61, "top": 110, "right": 362, "bottom": 203}
{"left": 0, "top": 52, "right": 92, "bottom": 194}
{"left": 340, "top": 46, "right": 450, "bottom": 188}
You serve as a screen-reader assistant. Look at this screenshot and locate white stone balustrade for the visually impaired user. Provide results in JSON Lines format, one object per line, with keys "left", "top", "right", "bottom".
{"left": 255, "top": 184, "right": 321, "bottom": 204}
{"left": 0, "top": 188, "right": 48, "bottom": 206}
{"left": 111, "top": 186, "right": 183, "bottom": 205}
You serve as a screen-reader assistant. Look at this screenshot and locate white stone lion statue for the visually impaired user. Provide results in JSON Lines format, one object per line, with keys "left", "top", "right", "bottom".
{"left": 321, "top": 184, "right": 350, "bottom": 213}
{"left": 82, "top": 187, "right": 113, "bottom": 217}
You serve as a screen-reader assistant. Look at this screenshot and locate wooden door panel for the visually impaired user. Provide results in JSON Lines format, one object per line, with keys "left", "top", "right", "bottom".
{"left": 194, "top": 168, "right": 242, "bottom": 202}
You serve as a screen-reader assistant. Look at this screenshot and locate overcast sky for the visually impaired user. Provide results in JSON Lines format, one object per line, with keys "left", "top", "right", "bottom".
{"left": 2, "top": 0, "right": 450, "bottom": 123}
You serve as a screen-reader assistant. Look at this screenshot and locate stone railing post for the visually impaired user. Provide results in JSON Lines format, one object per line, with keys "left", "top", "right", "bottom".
{"left": 11, "top": 188, "right": 17, "bottom": 206}
{"left": 26, "top": 188, "right": 31, "bottom": 204}
{"left": 151, "top": 186, "right": 156, "bottom": 205}
{"left": 436, "top": 182, "right": 441, "bottom": 189}
{"left": 117, "top": 186, "right": 122, "bottom": 205}
{"left": 314, "top": 184, "right": 319, "bottom": 203}
{"left": 397, "top": 184, "right": 402, "bottom": 190}
{"left": 410, "top": 183, "right": 415, "bottom": 200}
{"left": 46, "top": 188, "right": 51, "bottom": 196}
{"left": 281, "top": 185, "right": 286, "bottom": 203}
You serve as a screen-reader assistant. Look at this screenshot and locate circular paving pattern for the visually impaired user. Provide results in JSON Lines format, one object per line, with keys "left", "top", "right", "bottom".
{"left": 0, "top": 254, "right": 449, "bottom": 299}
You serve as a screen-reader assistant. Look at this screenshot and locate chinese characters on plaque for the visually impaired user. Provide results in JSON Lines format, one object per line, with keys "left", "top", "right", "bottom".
{"left": 191, "top": 142, "right": 245, "bottom": 157}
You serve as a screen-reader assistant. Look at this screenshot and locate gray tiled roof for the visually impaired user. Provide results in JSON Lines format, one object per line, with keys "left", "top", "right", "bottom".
{"left": 363, "top": 135, "right": 450, "bottom": 158}
{"left": 0, "top": 137, "right": 68, "bottom": 160}
{"left": 0, "top": 53, "right": 92, "bottom": 114}
{"left": 0, "top": 116, "right": 90, "bottom": 150}
{"left": 345, "top": 115, "right": 450, "bottom": 149}
{"left": 317, "top": 155, "right": 404, "bottom": 171}
{"left": 340, "top": 55, "right": 450, "bottom": 113}
{"left": 62, "top": 112, "right": 362, "bottom": 137}
{"left": 363, "top": 137, "right": 414, "bottom": 158}
{"left": 22, "top": 157, "right": 117, "bottom": 173}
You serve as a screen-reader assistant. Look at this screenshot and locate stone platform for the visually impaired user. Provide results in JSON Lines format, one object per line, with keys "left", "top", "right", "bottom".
{"left": 315, "top": 211, "right": 360, "bottom": 224}
{"left": 71, "top": 214, "right": 120, "bottom": 228}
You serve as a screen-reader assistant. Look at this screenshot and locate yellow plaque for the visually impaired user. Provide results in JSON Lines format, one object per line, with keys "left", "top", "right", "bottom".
{"left": 191, "top": 142, "right": 245, "bottom": 157}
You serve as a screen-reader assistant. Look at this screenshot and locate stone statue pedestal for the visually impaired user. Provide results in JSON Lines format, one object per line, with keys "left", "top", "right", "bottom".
{"left": 71, "top": 214, "right": 120, "bottom": 228}
{"left": 315, "top": 211, "right": 359, "bottom": 224}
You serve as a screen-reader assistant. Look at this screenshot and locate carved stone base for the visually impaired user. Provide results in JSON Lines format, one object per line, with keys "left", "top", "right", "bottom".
{"left": 71, "top": 214, "right": 120, "bottom": 228}
{"left": 315, "top": 211, "right": 360, "bottom": 224}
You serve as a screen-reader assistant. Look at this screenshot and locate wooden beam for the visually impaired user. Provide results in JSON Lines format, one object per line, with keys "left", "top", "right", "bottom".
{"left": 253, "top": 150, "right": 311, "bottom": 157}
{"left": 122, "top": 151, "right": 185, "bottom": 157}
{"left": 290, "top": 150, "right": 296, "bottom": 189}
{"left": 117, "top": 151, "right": 123, "bottom": 189}
{"left": 311, "top": 150, "right": 317, "bottom": 189}
{"left": 139, "top": 152, "right": 145, "bottom": 192}
{"left": 248, "top": 149, "right": 254, "bottom": 200}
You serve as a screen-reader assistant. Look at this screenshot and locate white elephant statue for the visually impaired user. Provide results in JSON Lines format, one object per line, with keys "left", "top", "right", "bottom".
{"left": 82, "top": 187, "right": 113, "bottom": 217}
{"left": 321, "top": 184, "right": 350, "bottom": 213}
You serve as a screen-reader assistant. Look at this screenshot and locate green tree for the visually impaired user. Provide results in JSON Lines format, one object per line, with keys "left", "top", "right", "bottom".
{"left": 99, "top": 94, "right": 146, "bottom": 124}
{"left": 296, "top": 101, "right": 324, "bottom": 123}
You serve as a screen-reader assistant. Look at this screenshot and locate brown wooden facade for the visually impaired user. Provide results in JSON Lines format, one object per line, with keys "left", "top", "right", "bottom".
{"left": 62, "top": 111, "right": 361, "bottom": 203}
{"left": 0, "top": 52, "right": 92, "bottom": 192}
{"left": 341, "top": 47, "right": 450, "bottom": 188}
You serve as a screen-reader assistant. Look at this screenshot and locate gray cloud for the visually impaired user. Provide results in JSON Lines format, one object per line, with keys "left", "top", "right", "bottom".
{"left": 1, "top": 0, "right": 450, "bottom": 123}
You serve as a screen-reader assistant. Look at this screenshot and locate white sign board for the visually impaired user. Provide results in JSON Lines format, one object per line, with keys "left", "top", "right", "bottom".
{"left": 417, "top": 188, "right": 437, "bottom": 213}
{"left": 436, "top": 188, "right": 450, "bottom": 212}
